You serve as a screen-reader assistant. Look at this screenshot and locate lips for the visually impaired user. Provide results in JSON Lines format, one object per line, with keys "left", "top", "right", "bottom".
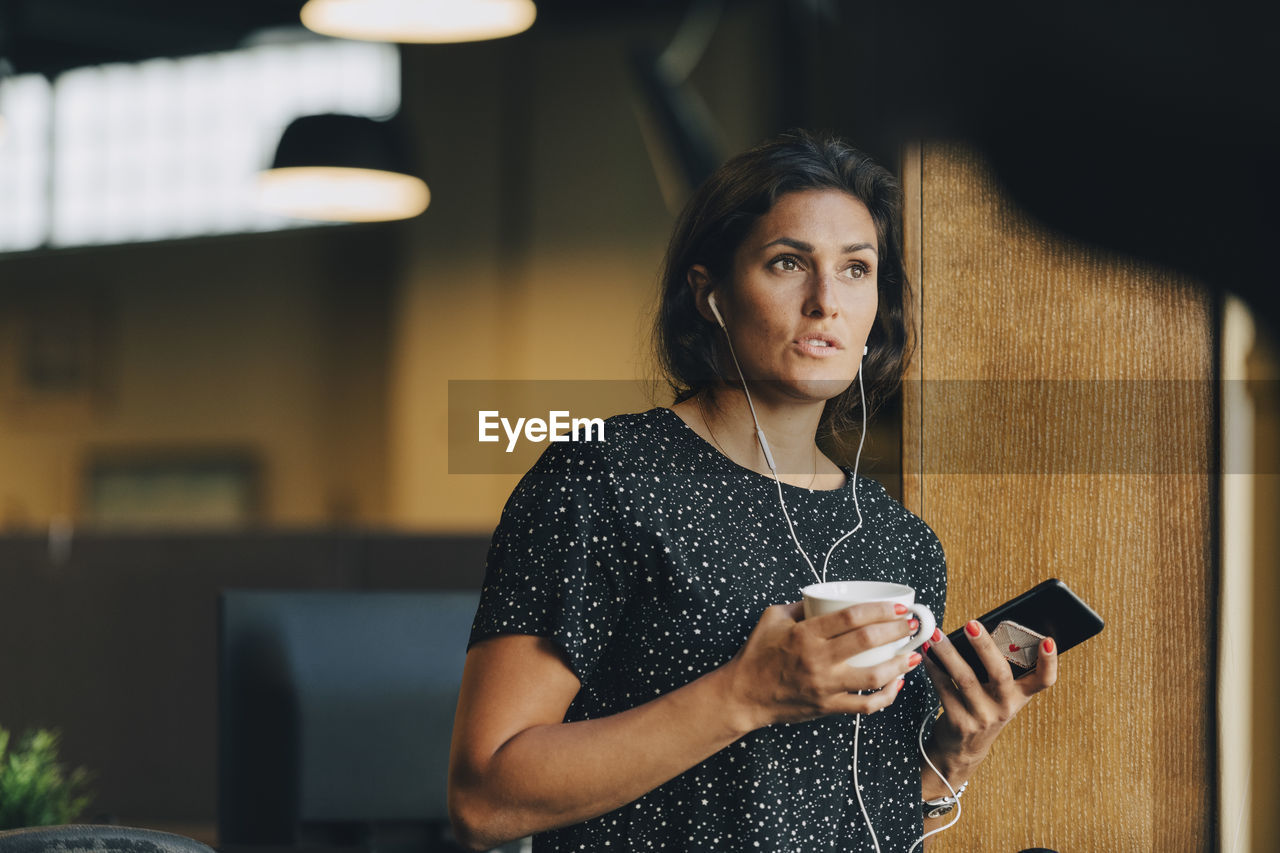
{"left": 794, "top": 332, "right": 842, "bottom": 350}
{"left": 793, "top": 337, "right": 843, "bottom": 357}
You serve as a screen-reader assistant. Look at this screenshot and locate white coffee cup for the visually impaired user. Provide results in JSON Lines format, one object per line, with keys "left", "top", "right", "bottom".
{"left": 800, "top": 580, "right": 936, "bottom": 668}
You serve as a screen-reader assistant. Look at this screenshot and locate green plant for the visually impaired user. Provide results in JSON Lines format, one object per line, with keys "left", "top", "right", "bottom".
{"left": 0, "top": 726, "right": 92, "bottom": 830}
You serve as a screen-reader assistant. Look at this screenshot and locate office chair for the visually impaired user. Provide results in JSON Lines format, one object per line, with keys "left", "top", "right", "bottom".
{"left": 0, "top": 826, "right": 214, "bottom": 853}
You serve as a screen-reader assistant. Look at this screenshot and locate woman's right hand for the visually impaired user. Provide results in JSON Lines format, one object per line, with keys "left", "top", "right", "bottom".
{"left": 724, "top": 601, "right": 924, "bottom": 729}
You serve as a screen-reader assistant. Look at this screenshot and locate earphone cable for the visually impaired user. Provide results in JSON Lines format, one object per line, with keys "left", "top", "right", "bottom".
{"left": 908, "top": 703, "right": 962, "bottom": 852}
{"left": 718, "top": 327, "right": 823, "bottom": 585}
{"left": 820, "top": 365, "right": 868, "bottom": 582}
{"left": 714, "top": 317, "right": 960, "bottom": 848}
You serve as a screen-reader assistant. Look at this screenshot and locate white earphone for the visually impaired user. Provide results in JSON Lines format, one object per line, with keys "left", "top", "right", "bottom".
{"left": 705, "top": 290, "right": 956, "bottom": 853}
{"left": 707, "top": 291, "right": 726, "bottom": 329}
{"left": 703, "top": 289, "right": 867, "bottom": 579}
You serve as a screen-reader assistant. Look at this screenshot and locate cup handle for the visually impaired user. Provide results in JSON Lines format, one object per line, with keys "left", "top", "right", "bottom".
{"left": 904, "top": 603, "right": 936, "bottom": 652}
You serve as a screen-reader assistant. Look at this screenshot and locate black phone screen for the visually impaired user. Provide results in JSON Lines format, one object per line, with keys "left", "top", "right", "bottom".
{"left": 942, "top": 578, "right": 1104, "bottom": 682}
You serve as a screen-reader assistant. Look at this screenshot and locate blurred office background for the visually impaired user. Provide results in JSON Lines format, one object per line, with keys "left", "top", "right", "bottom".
{"left": 0, "top": 1, "right": 1275, "bottom": 851}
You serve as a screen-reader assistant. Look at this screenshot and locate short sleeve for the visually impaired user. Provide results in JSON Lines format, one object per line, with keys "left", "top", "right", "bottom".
{"left": 915, "top": 525, "right": 947, "bottom": 628}
{"left": 468, "top": 439, "right": 632, "bottom": 683}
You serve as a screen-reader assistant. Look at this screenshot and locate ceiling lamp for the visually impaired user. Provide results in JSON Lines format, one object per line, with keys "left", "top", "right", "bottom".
{"left": 300, "top": 0, "right": 536, "bottom": 43}
{"left": 258, "top": 114, "right": 429, "bottom": 223}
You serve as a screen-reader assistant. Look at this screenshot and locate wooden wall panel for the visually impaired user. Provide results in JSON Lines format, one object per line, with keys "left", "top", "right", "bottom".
{"left": 902, "top": 143, "right": 1214, "bottom": 850}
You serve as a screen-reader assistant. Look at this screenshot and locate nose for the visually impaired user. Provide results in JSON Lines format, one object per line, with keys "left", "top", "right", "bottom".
{"left": 802, "top": 270, "right": 840, "bottom": 318}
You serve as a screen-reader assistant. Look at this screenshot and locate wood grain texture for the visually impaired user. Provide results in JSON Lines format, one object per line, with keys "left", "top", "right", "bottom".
{"left": 903, "top": 143, "right": 1214, "bottom": 850}
{"left": 901, "top": 143, "right": 925, "bottom": 517}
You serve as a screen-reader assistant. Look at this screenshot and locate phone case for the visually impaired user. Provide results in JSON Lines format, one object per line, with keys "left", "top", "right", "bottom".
{"left": 942, "top": 578, "right": 1104, "bottom": 682}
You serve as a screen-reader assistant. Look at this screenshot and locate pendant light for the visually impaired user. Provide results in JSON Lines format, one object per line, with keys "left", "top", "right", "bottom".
{"left": 258, "top": 113, "right": 429, "bottom": 223}
{"left": 300, "top": 0, "right": 536, "bottom": 44}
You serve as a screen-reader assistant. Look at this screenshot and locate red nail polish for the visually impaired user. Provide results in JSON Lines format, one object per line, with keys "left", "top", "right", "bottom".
{"left": 1043, "top": 637, "right": 1055, "bottom": 654}
{"left": 931, "top": 628, "right": 942, "bottom": 643}
{"left": 965, "top": 621, "right": 981, "bottom": 638}
{"left": 894, "top": 603, "right": 908, "bottom": 615}
{"left": 908, "top": 618, "right": 919, "bottom": 632}
{"left": 909, "top": 652, "right": 922, "bottom": 667}
{"left": 921, "top": 641, "right": 931, "bottom": 654}
{"left": 896, "top": 678, "right": 905, "bottom": 691}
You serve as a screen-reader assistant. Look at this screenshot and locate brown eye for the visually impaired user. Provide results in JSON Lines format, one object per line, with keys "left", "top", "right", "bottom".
{"left": 772, "top": 255, "right": 802, "bottom": 272}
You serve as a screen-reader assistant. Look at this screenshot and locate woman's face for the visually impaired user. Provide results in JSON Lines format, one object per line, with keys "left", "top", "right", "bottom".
{"left": 694, "top": 188, "right": 880, "bottom": 405}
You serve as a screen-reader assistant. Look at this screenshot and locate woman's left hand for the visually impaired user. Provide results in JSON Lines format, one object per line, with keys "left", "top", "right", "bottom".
{"left": 920, "top": 621, "right": 1058, "bottom": 780}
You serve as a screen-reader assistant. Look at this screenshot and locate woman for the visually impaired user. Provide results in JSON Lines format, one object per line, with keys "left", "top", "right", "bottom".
{"left": 448, "top": 130, "right": 1057, "bottom": 852}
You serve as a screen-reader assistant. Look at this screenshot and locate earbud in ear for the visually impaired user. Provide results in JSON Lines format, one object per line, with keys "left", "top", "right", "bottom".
{"left": 708, "top": 293, "right": 726, "bottom": 329}
{"left": 863, "top": 346, "right": 868, "bottom": 356}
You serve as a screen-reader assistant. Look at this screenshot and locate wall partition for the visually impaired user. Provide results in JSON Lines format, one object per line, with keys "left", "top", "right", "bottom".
{"left": 901, "top": 142, "right": 1215, "bottom": 851}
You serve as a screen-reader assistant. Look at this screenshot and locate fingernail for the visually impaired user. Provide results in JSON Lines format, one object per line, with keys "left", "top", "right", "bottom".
{"left": 931, "top": 628, "right": 942, "bottom": 643}
{"left": 965, "top": 621, "right": 981, "bottom": 638}
{"left": 894, "top": 603, "right": 908, "bottom": 615}
{"left": 1043, "top": 637, "right": 1055, "bottom": 654}
{"left": 908, "top": 618, "right": 919, "bottom": 632}
{"left": 908, "top": 652, "right": 922, "bottom": 667}
{"left": 921, "top": 641, "right": 931, "bottom": 654}
{"left": 896, "top": 678, "right": 906, "bottom": 692}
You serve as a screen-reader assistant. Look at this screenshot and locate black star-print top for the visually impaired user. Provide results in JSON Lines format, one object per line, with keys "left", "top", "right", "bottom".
{"left": 469, "top": 407, "right": 948, "bottom": 852}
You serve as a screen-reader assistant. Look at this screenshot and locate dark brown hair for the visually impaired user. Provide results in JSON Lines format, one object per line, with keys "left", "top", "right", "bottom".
{"left": 652, "top": 129, "right": 914, "bottom": 438}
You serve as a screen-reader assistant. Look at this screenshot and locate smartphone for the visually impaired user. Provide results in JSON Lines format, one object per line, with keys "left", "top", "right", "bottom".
{"left": 942, "top": 578, "right": 1104, "bottom": 682}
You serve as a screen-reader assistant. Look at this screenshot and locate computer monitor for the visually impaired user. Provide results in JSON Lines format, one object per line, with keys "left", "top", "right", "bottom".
{"left": 218, "top": 590, "right": 480, "bottom": 851}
